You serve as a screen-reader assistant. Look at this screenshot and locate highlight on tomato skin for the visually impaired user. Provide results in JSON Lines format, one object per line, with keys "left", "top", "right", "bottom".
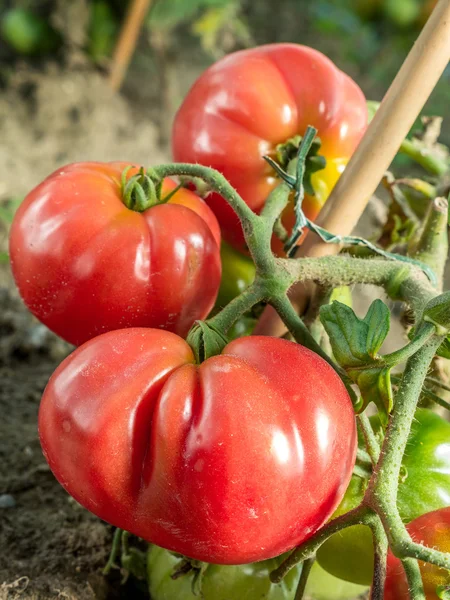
{"left": 38, "top": 327, "right": 357, "bottom": 566}
{"left": 384, "top": 507, "right": 450, "bottom": 600}
{"left": 9, "top": 162, "right": 221, "bottom": 346}
{"left": 172, "top": 43, "right": 368, "bottom": 253}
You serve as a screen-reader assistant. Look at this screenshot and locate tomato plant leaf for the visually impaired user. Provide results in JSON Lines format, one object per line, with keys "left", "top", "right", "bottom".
{"left": 320, "top": 299, "right": 390, "bottom": 367}
{"left": 320, "top": 300, "right": 392, "bottom": 421}
{"left": 363, "top": 299, "right": 390, "bottom": 358}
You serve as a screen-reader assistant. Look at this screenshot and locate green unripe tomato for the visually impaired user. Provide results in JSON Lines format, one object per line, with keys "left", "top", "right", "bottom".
{"left": 147, "top": 545, "right": 301, "bottom": 600}
{"left": 305, "top": 561, "right": 368, "bottom": 600}
{"left": 227, "top": 316, "right": 257, "bottom": 341}
{"left": 215, "top": 242, "right": 255, "bottom": 310}
{"left": 317, "top": 409, "right": 450, "bottom": 585}
{"left": 147, "top": 545, "right": 368, "bottom": 600}
{"left": 1, "top": 8, "right": 60, "bottom": 55}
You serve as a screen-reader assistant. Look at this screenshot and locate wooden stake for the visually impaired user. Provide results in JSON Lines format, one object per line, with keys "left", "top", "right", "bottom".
{"left": 109, "top": 0, "right": 153, "bottom": 92}
{"left": 255, "top": 0, "right": 450, "bottom": 337}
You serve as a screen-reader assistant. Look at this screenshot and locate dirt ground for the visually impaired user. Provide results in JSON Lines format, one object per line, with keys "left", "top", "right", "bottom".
{"left": 0, "top": 56, "right": 167, "bottom": 599}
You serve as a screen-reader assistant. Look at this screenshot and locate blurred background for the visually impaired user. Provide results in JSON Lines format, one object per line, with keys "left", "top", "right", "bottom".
{"left": 0, "top": 1, "right": 449, "bottom": 599}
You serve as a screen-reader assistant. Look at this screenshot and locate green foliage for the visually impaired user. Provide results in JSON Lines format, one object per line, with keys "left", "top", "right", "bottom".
{"left": 87, "top": 1, "right": 119, "bottom": 61}
{"left": 148, "top": 0, "right": 233, "bottom": 30}
{"left": 1, "top": 7, "right": 61, "bottom": 55}
{"left": 0, "top": 198, "right": 21, "bottom": 224}
{"left": 320, "top": 300, "right": 393, "bottom": 421}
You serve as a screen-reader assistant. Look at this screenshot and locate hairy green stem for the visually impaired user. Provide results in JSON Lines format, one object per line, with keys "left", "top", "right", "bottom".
{"left": 368, "top": 516, "right": 388, "bottom": 600}
{"left": 356, "top": 447, "right": 374, "bottom": 470}
{"left": 207, "top": 283, "right": 266, "bottom": 334}
{"left": 294, "top": 557, "right": 315, "bottom": 600}
{"left": 366, "top": 337, "right": 445, "bottom": 561}
{"left": 357, "top": 414, "right": 381, "bottom": 464}
{"left": 401, "top": 558, "right": 425, "bottom": 600}
{"left": 382, "top": 322, "right": 436, "bottom": 367}
{"left": 277, "top": 256, "right": 435, "bottom": 316}
{"left": 103, "top": 528, "right": 123, "bottom": 575}
{"left": 270, "top": 506, "right": 372, "bottom": 583}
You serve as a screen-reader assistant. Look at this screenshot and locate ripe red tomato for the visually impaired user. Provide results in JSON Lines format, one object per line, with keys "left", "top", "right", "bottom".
{"left": 172, "top": 43, "right": 367, "bottom": 252}
{"left": 39, "top": 328, "right": 357, "bottom": 565}
{"left": 9, "top": 162, "right": 221, "bottom": 346}
{"left": 385, "top": 508, "right": 450, "bottom": 599}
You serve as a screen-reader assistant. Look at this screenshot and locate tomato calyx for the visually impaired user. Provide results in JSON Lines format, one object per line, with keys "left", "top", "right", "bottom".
{"left": 186, "top": 320, "right": 229, "bottom": 363}
{"left": 121, "top": 166, "right": 181, "bottom": 213}
{"left": 269, "top": 134, "right": 326, "bottom": 196}
{"left": 171, "top": 555, "right": 209, "bottom": 596}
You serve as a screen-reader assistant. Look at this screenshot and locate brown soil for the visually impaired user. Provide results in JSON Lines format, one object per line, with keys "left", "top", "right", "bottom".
{"left": 0, "top": 53, "right": 164, "bottom": 599}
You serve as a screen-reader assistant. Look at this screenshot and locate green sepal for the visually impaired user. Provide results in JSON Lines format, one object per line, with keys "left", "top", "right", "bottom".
{"left": 274, "top": 134, "right": 326, "bottom": 196}
{"left": 320, "top": 300, "right": 392, "bottom": 421}
{"left": 348, "top": 366, "right": 393, "bottom": 425}
{"left": 423, "top": 292, "right": 450, "bottom": 336}
{"left": 186, "top": 321, "right": 229, "bottom": 363}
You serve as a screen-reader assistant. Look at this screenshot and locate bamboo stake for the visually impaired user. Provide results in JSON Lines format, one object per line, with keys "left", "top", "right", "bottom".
{"left": 109, "top": 0, "right": 153, "bottom": 91}
{"left": 255, "top": 0, "right": 450, "bottom": 337}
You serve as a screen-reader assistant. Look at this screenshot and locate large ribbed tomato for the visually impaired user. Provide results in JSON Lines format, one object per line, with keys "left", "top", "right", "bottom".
{"left": 39, "top": 329, "right": 357, "bottom": 565}
{"left": 172, "top": 43, "right": 367, "bottom": 252}
{"left": 9, "top": 162, "right": 221, "bottom": 345}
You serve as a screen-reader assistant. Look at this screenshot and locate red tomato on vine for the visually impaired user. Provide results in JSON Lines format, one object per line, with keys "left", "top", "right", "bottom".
{"left": 9, "top": 162, "right": 221, "bottom": 346}
{"left": 172, "top": 43, "right": 367, "bottom": 253}
{"left": 39, "top": 328, "right": 357, "bottom": 565}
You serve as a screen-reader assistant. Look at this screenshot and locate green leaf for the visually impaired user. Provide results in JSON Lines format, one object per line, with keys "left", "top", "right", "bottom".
{"left": 0, "top": 197, "right": 22, "bottom": 223}
{"left": 320, "top": 300, "right": 392, "bottom": 421}
{"left": 363, "top": 299, "right": 390, "bottom": 358}
{"left": 320, "top": 300, "right": 390, "bottom": 367}
{"left": 0, "top": 251, "right": 9, "bottom": 263}
{"left": 149, "top": 0, "right": 231, "bottom": 29}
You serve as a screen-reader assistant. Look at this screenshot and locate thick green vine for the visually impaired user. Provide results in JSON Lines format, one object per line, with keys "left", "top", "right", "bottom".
{"left": 141, "top": 134, "right": 449, "bottom": 600}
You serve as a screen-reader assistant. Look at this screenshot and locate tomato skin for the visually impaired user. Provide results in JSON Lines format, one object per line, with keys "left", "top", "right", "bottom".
{"left": 317, "top": 409, "right": 450, "bottom": 585}
{"left": 385, "top": 507, "right": 450, "bottom": 600}
{"left": 9, "top": 162, "right": 221, "bottom": 346}
{"left": 173, "top": 43, "right": 367, "bottom": 252}
{"left": 39, "top": 329, "right": 356, "bottom": 565}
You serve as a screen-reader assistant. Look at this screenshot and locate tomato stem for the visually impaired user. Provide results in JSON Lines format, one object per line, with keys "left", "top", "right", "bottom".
{"left": 401, "top": 558, "right": 426, "bottom": 600}
{"left": 368, "top": 517, "right": 388, "bottom": 600}
{"left": 293, "top": 556, "right": 315, "bottom": 600}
